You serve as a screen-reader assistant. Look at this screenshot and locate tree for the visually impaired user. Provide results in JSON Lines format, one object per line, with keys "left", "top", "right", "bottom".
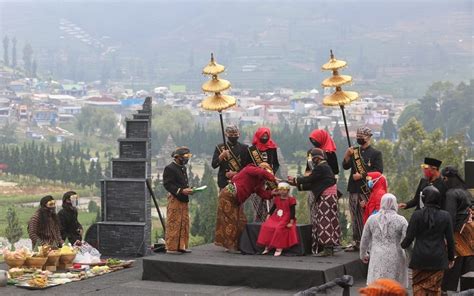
{"left": 5, "top": 207, "right": 23, "bottom": 250}
{"left": 32, "top": 59, "right": 37, "bottom": 77}
{"left": 3, "top": 36, "right": 9, "bottom": 66}
{"left": 88, "top": 200, "right": 99, "bottom": 213}
{"left": 22, "top": 43, "right": 33, "bottom": 76}
{"left": 11, "top": 37, "right": 16, "bottom": 68}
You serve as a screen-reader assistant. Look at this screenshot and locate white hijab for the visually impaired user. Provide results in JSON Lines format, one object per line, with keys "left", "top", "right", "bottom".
{"left": 377, "top": 193, "right": 398, "bottom": 234}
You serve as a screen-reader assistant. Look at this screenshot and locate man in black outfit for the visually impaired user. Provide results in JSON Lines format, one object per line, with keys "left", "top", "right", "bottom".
{"left": 211, "top": 125, "right": 251, "bottom": 190}
{"left": 399, "top": 157, "right": 447, "bottom": 210}
{"left": 342, "top": 126, "right": 383, "bottom": 251}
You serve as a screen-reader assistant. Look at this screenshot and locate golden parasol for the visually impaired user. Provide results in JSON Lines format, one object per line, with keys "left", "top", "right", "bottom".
{"left": 321, "top": 50, "right": 359, "bottom": 147}
{"left": 202, "top": 53, "right": 225, "bottom": 75}
{"left": 321, "top": 50, "right": 347, "bottom": 71}
{"left": 201, "top": 53, "right": 236, "bottom": 145}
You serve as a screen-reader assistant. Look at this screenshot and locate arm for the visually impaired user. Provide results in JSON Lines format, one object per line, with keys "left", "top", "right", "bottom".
{"left": 268, "top": 204, "right": 276, "bottom": 216}
{"left": 445, "top": 214, "right": 455, "bottom": 261}
{"left": 359, "top": 220, "right": 372, "bottom": 261}
{"left": 405, "top": 179, "right": 423, "bottom": 209}
{"left": 327, "top": 152, "right": 339, "bottom": 175}
{"left": 444, "top": 191, "right": 457, "bottom": 229}
{"left": 28, "top": 213, "right": 41, "bottom": 247}
{"left": 272, "top": 149, "right": 280, "bottom": 174}
{"left": 289, "top": 204, "right": 296, "bottom": 220}
{"left": 246, "top": 165, "right": 276, "bottom": 182}
{"left": 256, "top": 186, "right": 273, "bottom": 200}
{"left": 58, "top": 211, "right": 67, "bottom": 239}
{"left": 342, "top": 157, "right": 352, "bottom": 170}
{"left": 401, "top": 213, "right": 417, "bottom": 249}
{"left": 211, "top": 146, "right": 221, "bottom": 169}
{"left": 296, "top": 166, "right": 324, "bottom": 185}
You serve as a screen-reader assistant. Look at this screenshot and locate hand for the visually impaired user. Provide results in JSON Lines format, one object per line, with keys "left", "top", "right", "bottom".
{"left": 287, "top": 176, "right": 296, "bottom": 185}
{"left": 74, "top": 240, "right": 82, "bottom": 246}
{"left": 286, "top": 223, "right": 293, "bottom": 228}
{"left": 344, "top": 147, "right": 354, "bottom": 160}
{"left": 448, "top": 260, "right": 455, "bottom": 269}
{"left": 225, "top": 171, "right": 237, "bottom": 179}
{"left": 352, "top": 172, "right": 362, "bottom": 181}
{"left": 362, "top": 256, "right": 369, "bottom": 264}
{"left": 266, "top": 214, "right": 270, "bottom": 221}
{"left": 182, "top": 188, "right": 194, "bottom": 195}
{"left": 219, "top": 149, "right": 230, "bottom": 161}
{"left": 271, "top": 189, "right": 279, "bottom": 196}
{"left": 398, "top": 203, "right": 407, "bottom": 209}
{"left": 360, "top": 200, "right": 367, "bottom": 208}
{"left": 78, "top": 228, "right": 84, "bottom": 236}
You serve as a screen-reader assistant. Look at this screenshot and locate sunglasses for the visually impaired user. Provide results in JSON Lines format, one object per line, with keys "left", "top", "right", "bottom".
{"left": 182, "top": 153, "right": 192, "bottom": 158}
{"left": 46, "top": 200, "right": 56, "bottom": 207}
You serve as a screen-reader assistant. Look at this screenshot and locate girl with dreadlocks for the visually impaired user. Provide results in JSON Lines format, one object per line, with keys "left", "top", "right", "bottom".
{"left": 28, "top": 195, "right": 63, "bottom": 248}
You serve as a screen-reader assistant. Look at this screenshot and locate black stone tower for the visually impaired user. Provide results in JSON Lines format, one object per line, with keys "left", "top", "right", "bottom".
{"left": 97, "top": 97, "right": 152, "bottom": 257}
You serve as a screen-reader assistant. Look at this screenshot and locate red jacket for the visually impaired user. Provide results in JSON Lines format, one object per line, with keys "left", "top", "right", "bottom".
{"left": 232, "top": 164, "right": 276, "bottom": 204}
{"left": 363, "top": 171, "right": 387, "bottom": 224}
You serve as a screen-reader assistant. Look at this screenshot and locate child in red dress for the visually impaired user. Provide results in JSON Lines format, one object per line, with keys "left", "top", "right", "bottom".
{"left": 257, "top": 182, "right": 299, "bottom": 256}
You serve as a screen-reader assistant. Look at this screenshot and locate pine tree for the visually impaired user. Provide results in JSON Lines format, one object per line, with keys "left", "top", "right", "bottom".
{"left": 5, "top": 207, "right": 23, "bottom": 250}
{"left": 11, "top": 37, "right": 17, "bottom": 68}
{"left": 3, "top": 36, "right": 9, "bottom": 66}
{"left": 195, "top": 163, "right": 218, "bottom": 243}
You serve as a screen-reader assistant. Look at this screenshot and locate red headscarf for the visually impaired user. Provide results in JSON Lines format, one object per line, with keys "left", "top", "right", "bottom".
{"left": 309, "top": 129, "right": 337, "bottom": 152}
{"left": 363, "top": 171, "right": 387, "bottom": 224}
{"left": 252, "top": 127, "right": 277, "bottom": 151}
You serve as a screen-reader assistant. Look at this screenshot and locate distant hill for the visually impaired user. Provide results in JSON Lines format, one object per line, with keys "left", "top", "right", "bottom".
{"left": 1, "top": 1, "right": 472, "bottom": 97}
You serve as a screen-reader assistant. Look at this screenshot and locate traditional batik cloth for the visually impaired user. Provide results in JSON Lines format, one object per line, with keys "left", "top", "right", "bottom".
{"left": 214, "top": 184, "right": 247, "bottom": 250}
{"left": 165, "top": 194, "right": 189, "bottom": 252}
{"left": 412, "top": 269, "right": 444, "bottom": 296}
{"left": 250, "top": 193, "right": 273, "bottom": 222}
{"left": 257, "top": 196, "right": 298, "bottom": 249}
{"left": 455, "top": 221, "right": 474, "bottom": 256}
{"left": 308, "top": 191, "right": 319, "bottom": 253}
{"left": 315, "top": 185, "right": 341, "bottom": 252}
{"left": 349, "top": 192, "right": 367, "bottom": 244}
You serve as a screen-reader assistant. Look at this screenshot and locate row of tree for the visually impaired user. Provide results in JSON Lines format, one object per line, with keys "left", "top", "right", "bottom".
{"left": 0, "top": 141, "right": 103, "bottom": 187}
{"left": 2, "top": 35, "right": 36, "bottom": 77}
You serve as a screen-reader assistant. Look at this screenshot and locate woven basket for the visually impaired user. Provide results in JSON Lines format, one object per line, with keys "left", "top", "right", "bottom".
{"left": 5, "top": 257, "right": 25, "bottom": 268}
{"left": 46, "top": 254, "right": 61, "bottom": 266}
{"left": 59, "top": 253, "right": 76, "bottom": 264}
{"left": 25, "top": 256, "right": 47, "bottom": 269}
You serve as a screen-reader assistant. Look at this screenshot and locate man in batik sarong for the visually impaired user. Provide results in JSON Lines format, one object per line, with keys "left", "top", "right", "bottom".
{"left": 163, "top": 147, "right": 194, "bottom": 254}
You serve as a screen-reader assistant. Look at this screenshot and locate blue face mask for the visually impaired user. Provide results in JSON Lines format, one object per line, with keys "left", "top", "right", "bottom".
{"left": 368, "top": 176, "right": 382, "bottom": 189}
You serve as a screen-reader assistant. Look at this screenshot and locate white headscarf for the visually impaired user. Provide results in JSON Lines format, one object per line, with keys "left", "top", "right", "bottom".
{"left": 377, "top": 193, "right": 398, "bottom": 234}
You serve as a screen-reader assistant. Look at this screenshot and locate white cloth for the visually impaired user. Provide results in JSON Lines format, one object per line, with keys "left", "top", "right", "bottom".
{"left": 360, "top": 194, "right": 409, "bottom": 287}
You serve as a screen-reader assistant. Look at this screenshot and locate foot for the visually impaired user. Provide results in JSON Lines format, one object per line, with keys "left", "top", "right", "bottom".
{"left": 166, "top": 250, "right": 183, "bottom": 255}
{"left": 179, "top": 249, "right": 192, "bottom": 253}
{"left": 274, "top": 249, "right": 283, "bottom": 257}
{"left": 313, "top": 248, "right": 334, "bottom": 257}
{"left": 262, "top": 247, "right": 269, "bottom": 255}
{"left": 343, "top": 243, "right": 359, "bottom": 252}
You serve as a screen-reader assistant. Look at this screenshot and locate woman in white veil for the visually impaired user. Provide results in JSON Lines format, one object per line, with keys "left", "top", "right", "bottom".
{"left": 360, "top": 193, "right": 409, "bottom": 287}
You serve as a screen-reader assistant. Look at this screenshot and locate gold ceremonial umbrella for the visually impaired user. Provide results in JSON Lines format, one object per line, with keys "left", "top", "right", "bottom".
{"left": 201, "top": 93, "right": 236, "bottom": 112}
{"left": 321, "top": 50, "right": 347, "bottom": 71}
{"left": 201, "top": 53, "right": 236, "bottom": 145}
{"left": 202, "top": 53, "right": 225, "bottom": 75}
{"left": 321, "top": 50, "right": 359, "bottom": 147}
{"left": 201, "top": 77, "right": 231, "bottom": 93}
{"left": 321, "top": 74, "right": 352, "bottom": 88}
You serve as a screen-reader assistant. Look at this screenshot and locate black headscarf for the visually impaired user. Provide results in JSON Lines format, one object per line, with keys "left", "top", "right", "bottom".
{"left": 38, "top": 195, "right": 59, "bottom": 237}
{"left": 62, "top": 191, "right": 77, "bottom": 209}
{"left": 421, "top": 185, "right": 441, "bottom": 229}
{"left": 441, "top": 166, "right": 467, "bottom": 190}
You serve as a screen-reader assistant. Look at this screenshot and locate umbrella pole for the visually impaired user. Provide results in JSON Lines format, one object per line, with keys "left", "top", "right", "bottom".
{"left": 218, "top": 111, "right": 227, "bottom": 146}
{"left": 340, "top": 105, "right": 352, "bottom": 147}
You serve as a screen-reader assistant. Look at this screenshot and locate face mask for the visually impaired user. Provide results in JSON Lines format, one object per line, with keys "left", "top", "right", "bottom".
{"left": 357, "top": 138, "right": 366, "bottom": 146}
{"left": 367, "top": 176, "right": 382, "bottom": 189}
{"left": 227, "top": 136, "right": 239, "bottom": 145}
{"left": 310, "top": 138, "right": 321, "bottom": 148}
{"left": 47, "top": 207, "right": 56, "bottom": 213}
{"left": 260, "top": 137, "right": 269, "bottom": 144}
{"left": 312, "top": 158, "right": 320, "bottom": 167}
{"left": 181, "top": 158, "right": 189, "bottom": 165}
{"left": 423, "top": 169, "right": 433, "bottom": 179}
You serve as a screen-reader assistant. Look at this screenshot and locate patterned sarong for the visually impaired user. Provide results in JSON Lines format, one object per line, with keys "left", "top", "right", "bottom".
{"left": 165, "top": 194, "right": 189, "bottom": 252}
{"left": 412, "top": 269, "right": 444, "bottom": 296}
{"left": 214, "top": 184, "right": 247, "bottom": 250}
{"left": 349, "top": 192, "right": 367, "bottom": 244}
{"left": 315, "top": 185, "right": 341, "bottom": 252}
{"left": 308, "top": 191, "right": 319, "bottom": 253}
{"left": 455, "top": 221, "right": 474, "bottom": 256}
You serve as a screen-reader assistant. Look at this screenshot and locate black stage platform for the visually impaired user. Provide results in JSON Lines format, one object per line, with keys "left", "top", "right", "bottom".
{"left": 142, "top": 244, "right": 367, "bottom": 290}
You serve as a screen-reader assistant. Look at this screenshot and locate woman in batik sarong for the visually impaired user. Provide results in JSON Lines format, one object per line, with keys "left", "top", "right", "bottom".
{"left": 214, "top": 162, "right": 277, "bottom": 254}
{"left": 288, "top": 148, "right": 340, "bottom": 256}
{"left": 441, "top": 166, "right": 473, "bottom": 293}
{"left": 248, "top": 127, "right": 280, "bottom": 222}
{"left": 401, "top": 185, "right": 455, "bottom": 296}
